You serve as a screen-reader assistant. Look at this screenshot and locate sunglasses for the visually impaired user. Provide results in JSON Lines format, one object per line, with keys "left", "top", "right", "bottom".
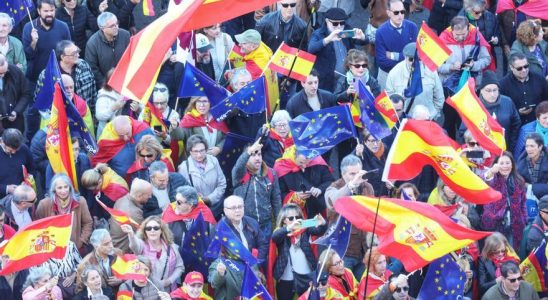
{"left": 351, "top": 64, "right": 368, "bottom": 69}
{"left": 329, "top": 20, "right": 345, "bottom": 26}
{"left": 395, "top": 286, "right": 409, "bottom": 293}
{"left": 391, "top": 10, "right": 406, "bottom": 15}
{"left": 468, "top": 142, "right": 479, "bottom": 147}
{"left": 145, "top": 226, "right": 161, "bottom": 232}
{"left": 507, "top": 276, "right": 523, "bottom": 283}
{"left": 281, "top": 3, "right": 297, "bottom": 8}
{"left": 286, "top": 216, "right": 302, "bottom": 221}
{"left": 407, "top": 57, "right": 414, "bottom": 62}
{"left": 472, "top": 10, "right": 484, "bottom": 15}
{"left": 139, "top": 153, "right": 154, "bottom": 158}
{"left": 154, "top": 87, "right": 168, "bottom": 92}
{"left": 513, "top": 64, "right": 529, "bottom": 71}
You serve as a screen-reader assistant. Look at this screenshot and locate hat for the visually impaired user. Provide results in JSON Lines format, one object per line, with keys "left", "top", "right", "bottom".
{"left": 184, "top": 272, "right": 204, "bottom": 285}
{"left": 403, "top": 43, "right": 416, "bottom": 58}
{"left": 539, "top": 195, "right": 548, "bottom": 211}
{"left": 235, "top": 29, "right": 261, "bottom": 44}
{"left": 195, "top": 33, "right": 213, "bottom": 52}
{"left": 477, "top": 70, "right": 499, "bottom": 91}
{"left": 325, "top": 8, "right": 349, "bottom": 21}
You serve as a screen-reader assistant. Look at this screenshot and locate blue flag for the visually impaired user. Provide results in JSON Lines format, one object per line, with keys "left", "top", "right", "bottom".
{"left": 210, "top": 76, "right": 266, "bottom": 121}
{"left": 0, "top": 0, "right": 33, "bottom": 26}
{"left": 356, "top": 80, "right": 392, "bottom": 140}
{"left": 417, "top": 254, "right": 466, "bottom": 299}
{"left": 178, "top": 63, "right": 229, "bottom": 107}
{"left": 65, "top": 96, "right": 98, "bottom": 155}
{"left": 218, "top": 132, "right": 253, "bottom": 188}
{"left": 180, "top": 212, "right": 212, "bottom": 277}
{"left": 289, "top": 105, "right": 357, "bottom": 159}
{"left": 313, "top": 216, "right": 351, "bottom": 258}
{"left": 205, "top": 219, "right": 259, "bottom": 266}
{"left": 241, "top": 264, "right": 273, "bottom": 300}
{"left": 403, "top": 51, "right": 423, "bottom": 98}
{"left": 34, "top": 50, "right": 64, "bottom": 110}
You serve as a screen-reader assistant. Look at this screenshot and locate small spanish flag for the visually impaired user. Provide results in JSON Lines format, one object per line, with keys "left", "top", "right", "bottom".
{"left": 416, "top": 23, "right": 452, "bottom": 72}
{"left": 112, "top": 254, "right": 147, "bottom": 281}
{"left": 269, "top": 42, "right": 316, "bottom": 82}
{"left": 21, "top": 165, "right": 36, "bottom": 192}
{"left": 0, "top": 214, "right": 72, "bottom": 275}
{"left": 142, "top": 0, "right": 155, "bottom": 16}
{"left": 373, "top": 91, "right": 398, "bottom": 130}
{"left": 446, "top": 78, "right": 506, "bottom": 155}
{"left": 116, "top": 290, "right": 134, "bottom": 300}
{"left": 96, "top": 199, "right": 139, "bottom": 227}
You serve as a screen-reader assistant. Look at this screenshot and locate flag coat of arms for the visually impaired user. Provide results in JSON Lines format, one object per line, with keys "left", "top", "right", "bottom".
{"left": 416, "top": 23, "right": 452, "bottom": 72}
{"left": 269, "top": 42, "right": 316, "bottom": 81}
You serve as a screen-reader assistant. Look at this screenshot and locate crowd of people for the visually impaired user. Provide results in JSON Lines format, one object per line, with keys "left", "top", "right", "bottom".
{"left": 0, "top": 0, "right": 547, "bottom": 299}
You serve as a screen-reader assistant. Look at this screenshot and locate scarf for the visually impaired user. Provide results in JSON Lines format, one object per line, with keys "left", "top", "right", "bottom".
{"left": 345, "top": 70, "right": 371, "bottom": 90}
{"left": 491, "top": 255, "right": 519, "bottom": 278}
{"left": 273, "top": 145, "right": 331, "bottom": 178}
{"left": 269, "top": 128, "right": 294, "bottom": 150}
{"left": 287, "top": 228, "right": 305, "bottom": 245}
{"left": 180, "top": 109, "right": 228, "bottom": 133}
{"left": 535, "top": 121, "right": 548, "bottom": 146}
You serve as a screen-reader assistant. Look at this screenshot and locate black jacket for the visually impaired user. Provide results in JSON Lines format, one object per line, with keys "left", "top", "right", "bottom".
{"left": 478, "top": 257, "right": 497, "bottom": 297}
{"left": 143, "top": 172, "right": 190, "bottom": 219}
{"left": 500, "top": 72, "right": 548, "bottom": 124}
{"left": 74, "top": 286, "right": 115, "bottom": 300}
{"left": 85, "top": 29, "right": 131, "bottom": 88}
{"left": 457, "top": 9, "right": 500, "bottom": 47}
{"left": 56, "top": 5, "right": 98, "bottom": 55}
{"left": 256, "top": 11, "right": 308, "bottom": 52}
{"left": 525, "top": 216, "right": 547, "bottom": 255}
{"left": 87, "top": 0, "right": 136, "bottom": 30}
{"left": 359, "top": 145, "right": 388, "bottom": 197}
{"left": 334, "top": 74, "right": 381, "bottom": 102}
{"left": 428, "top": 0, "right": 463, "bottom": 34}
{"left": 286, "top": 89, "right": 338, "bottom": 118}
{"left": 517, "top": 150, "right": 548, "bottom": 199}
{"left": 0, "top": 269, "right": 28, "bottom": 300}
{"left": 0, "top": 63, "right": 30, "bottom": 117}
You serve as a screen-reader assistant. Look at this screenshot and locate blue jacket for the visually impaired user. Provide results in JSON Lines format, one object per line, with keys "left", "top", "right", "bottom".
{"left": 375, "top": 19, "right": 418, "bottom": 72}
{"left": 517, "top": 150, "right": 548, "bottom": 199}
{"left": 108, "top": 128, "right": 154, "bottom": 176}
{"left": 515, "top": 121, "right": 536, "bottom": 159}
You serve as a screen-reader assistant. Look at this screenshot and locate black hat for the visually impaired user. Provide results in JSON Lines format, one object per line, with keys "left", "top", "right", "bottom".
{"left": 539, "top": 195, "right": 548, "bottom": 211}
{"left": 325, "top": 8, "right": 349, "bottom": 21}
{"left": 477, "top": 70, "right": 499, "bottom": 91}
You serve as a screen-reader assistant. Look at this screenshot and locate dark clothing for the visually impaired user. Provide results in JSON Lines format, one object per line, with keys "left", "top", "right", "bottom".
{"left": 55, "top": 5, "right": 98, "bottom": 55}
{"left": 334, "top": 75, "right": 381, "bottom": 102}
{"left": 428, "top": 0, "right": 463, "bottom": 34}
{"left": 0, "top": 64, "right": 30, "bottom": 132}
{"left": 132, "top": 0, "right": 169, "bottom": 31}
{"left": 286, "top": 89, "right": 338, "bottom": 118}
{"left": 407, "top": 166, "right": 438, "bottom": 202}
{"left": 482, "top": 281, "right": 539, "bottom": 300}
{"left": 0, "top": 269, "right": 28, "bottom": 300}
{"left": 222, "top": 12, "right": 256, "bottom": 40}
{"left": 457, "top": 9, "right": 500, "bottom": 47}
{"left": 259, "top": 131, "right": 288, "bottom": 168}
{"left": 478, "top": 257, "right": 497, "bottom": 297}
{"left": 85, "top": 29, "right": 131, "bottom": 88}
{"left": 225, "top": 111, "right": 266, "bottom": 140}
{"left": 30, "top": 128, "right": 47, "bottom": 183}
{"left": 499, "top": 72, "right": 548, "bottom": 124}
{"left": 142, "top": 172, "right": 189, "bottom": 219}
{"left": 525, "top": 216, "right": 547, "bottom": 255}
{"left": 359, "top": 145, "right": 388, "bottom": 197}
{"left": 0, "top": 144, "right": 34, "bottom": 198}
{"left": 195, "top": 60, "right": 216, "bottom": 81}
{"left": 223, "top": 216, "right": 269, "bottom": 262}
{"left": 74, "top": 286, "right": 115, "bottom": 300}
{"left": 87, "top": 0, "right": 136, "bottom": 30}
{"left": 256, "top": 11, "right": 308, "bottom": 52}
{"left": 517, "top": 150, "right": 548, "bottom": 199}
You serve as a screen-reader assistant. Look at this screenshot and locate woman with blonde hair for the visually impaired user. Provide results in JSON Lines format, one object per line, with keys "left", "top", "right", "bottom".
{"left": 81, "top": 162, "right": 129, "bottom": 217}
{"left": 127, "top": 135, "right": 175, "bottom": 182}
{"left": 478, "top": 232, "right": 518, "bottom": 297}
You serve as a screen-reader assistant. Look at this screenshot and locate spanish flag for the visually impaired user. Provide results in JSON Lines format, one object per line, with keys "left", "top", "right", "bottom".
{"left": 45, "top": 83, "right": 78, "bottom": 190}
{"left": 383, "top": 119, "right": 502, "bottom": 204}
{"left": 111, "top": 254, "right": 147, "bottom": 281}
{"left": 21, "top": 165, "right": 36, "bottom": 192}
{"left": 142, "top": 0, "right": 155, "bottom": 16}
{"left": 334, "top": 196, "right": 490, "bottom": 271}
{"left": 0, "top": 214, "right": 72, "bottom": 275}
{"left": 373, "top": 91, "right": 398, "bottom": 129}
{"left": 116, "top": 290, "right": 133, "bottom": 300}
{"left": 96, "top": 199, "right": 139, "bottom": 227}
{"left": 416, "top": 23, "right": 452, "bottom": 72}
{"left": 142, "top": 100, "right": 168, "bottom": 133}
{"left": 446, "top": 78, "right": 506, "bottom": 155}
{"left": 269, "top": 42, "right": 316, "bottom": 82}
{"left": 101, "top": 167, "right": 129, "bottom": 201}
{"left": 520, "top": 240, "right": 548, "bottom": 292}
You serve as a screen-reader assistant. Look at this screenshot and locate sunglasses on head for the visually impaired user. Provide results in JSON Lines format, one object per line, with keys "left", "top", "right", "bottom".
{"left": 395, "top": 286, "right": 409, "bottom": 293}
{"left": 286, "top": 216, "right": 302, "bottom": 221}
{"left": 513, "top": 64, "right": 529, "bottom": 71}
{"left": 391, "top": 10, "right": 406, "bottom": 15}
{"left": 329, "top": 20, "right": 345, "bottom": 26}
{"left": 281, "top": 3, "right": 297, "bottom": 8}
{"left": 351, "top": 64, "right": 368, "bottom": 69}
{"left": 145, "top": 226, "right": 161, "bottom": 232}
{"left": 507, "top": 276, "right": 523, "bottom": 283}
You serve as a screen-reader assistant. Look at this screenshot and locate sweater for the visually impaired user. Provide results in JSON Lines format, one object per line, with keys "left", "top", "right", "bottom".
{"left": 55, "top": 5, "right": 98, "bottom": 55}
{"left": 0, "top": 144, "right": 34, "bottom": 197}
{"left": 375, "top": 19, "right": 418, "bottom": 72}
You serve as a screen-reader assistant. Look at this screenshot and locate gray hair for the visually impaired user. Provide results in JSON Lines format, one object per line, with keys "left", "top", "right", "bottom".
{"left": 12, "top": 185, "right": 34, "bottom": 204}
{"left": 152, "top": 82, "right": 169, "bottom": 103}
{"left": 340, "top": 154, "right": 363, "bottom": 173}
{"left": 464, "top": 0, "right": 486, "bottom": 12}
{"left": 271, "top": 110, "right": 291, "bottom": 127}
{"left": 176, "top": 185, "right": 199, "bottom": 206}
{"left": 500, "top": 260, "right": 520, "bottom": 277}
{"left": 80, "top": 265, "right": 102, "bottom": 285}
{"left": 0, "top": 13, "right": 13, "bottom": 29}
{"left": 149, "top": 160, "right": 168, "bottom": 176}
{"left": 411, "top": 104, "right": 431, "bottom": 120}
{"left": 186, "top": 134, "right": 208, "bottom": 153}
{"left": 97, "top": 12, "right": 116, "bottom": 28}
{"left": 223, "top": 195, "right": 243, "bottom": 208}
{"left": 229, "top": 68, "right": 252, "bottom": 90}
{"left": 89, "top": 228, "right": 110, "bottom": 248}
{"left": 24, "top": 267, "right": 52, "bottom": 289}
{"left": 463, "top": 130, "right": 474, "bottom": 143}
{"left": 48, "top": 173, "right": 80, "bottom": 200}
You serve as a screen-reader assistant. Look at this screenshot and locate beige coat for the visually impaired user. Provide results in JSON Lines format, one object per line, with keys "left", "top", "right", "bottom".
{"left": 108, "top": 195, "right": 144, "bottom": 253}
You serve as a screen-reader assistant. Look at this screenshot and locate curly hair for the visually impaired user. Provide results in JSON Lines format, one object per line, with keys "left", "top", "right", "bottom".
{"left": 516, "top": 19, "right": 542, "bottom": 47}
{"left": 135, "top": 135, "right": 163, "bottom": 158}
{"left": 344, "top": 49, "right": 369, "bottom": 71}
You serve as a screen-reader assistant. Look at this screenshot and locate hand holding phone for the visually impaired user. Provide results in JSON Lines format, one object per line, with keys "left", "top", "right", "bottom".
{"left": 300, "top": 218, "right": 318, "bottom": 229}
{"left": 338, "top": 30, "right": 355, "bottom": 38}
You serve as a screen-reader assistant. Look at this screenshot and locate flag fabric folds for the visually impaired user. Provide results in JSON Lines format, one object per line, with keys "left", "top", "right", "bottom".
{"left": 356, "top": 81, "right": 392, "bottom": 140}
{"left": 96, "top": 198, "right": 139, "bottom": 227}
{"left": 416, "top": 23, "right": 452, "bottom": 72}
{"left": 333, "top": 196, "right": 490, "bottom": 271}
{"left": 268, "top": 42, "right": 316, "bottom": 82}
{"left": 111, "top": 254, "right": 148, "bottom": 281}
{"left": 0, "top": 0, "right": 33, "bottom": 27}
{"left": 446, "top": 78, "right": 506, "bottom": 155}
{"left": 178, "top": 63, "right": 230, "bottom": 107}
{"left": 46, "top": 83, "right": 78, "bottom": 190}
{"left": 100, "top": 168, "right": 129, "bottom": 201}
{"left": 242, "top": 264, "right": 273, "bottom": 300}
{"left": 313, "top": 216, "right": 352, "bottom": 258}
{"left": 142, "top": 100, "right": 168, "bottom": 133}
{"left": 34, "top": 50, "right": 63, "bottom": 110}
{"left": 417, "top": 254, "right": 466, "bottom": 299}
{"left": 374, "top": 91, "right": 398, "bottom": 130}
{"left": 210, "top": 76, "right": 267, "bottom": 121}
{"left": 383, "top": 119, "right": 502, "bottom": 204}
{"left": 0, "top": 214, "right": 72, "bottom": 275}
{"left": 116, "top": 290, "right": 133, "bottom": 300}
{"left": 142, "top": 0, "right": 155, "bottom": 16}
{"left": 205, "top": 219, "right": 258, "bottom": 266}
{"left": 520, "top": 239, "right": 548, "bottom": 292}
{"left": 21, "top": 165, "right": 36, "bottom": 192}
{"left": 403, "top": 51, "right": 424, "bottom": 99}
{"left": 180, "top": 212, "right": 212, "bottom": 276}
{"left": 289, "top": 105, "right": 357, "bottom": 159}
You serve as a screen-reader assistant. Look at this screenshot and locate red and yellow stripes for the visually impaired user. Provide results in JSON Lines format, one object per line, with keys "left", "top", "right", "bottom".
{"left": 269, "top": 42, "right": 316, "bottom": 82}
{"left": 112, "top": 254, "right": 147, "bottom": 281}
{"left": 416, "top": 23, "right": 452, "bottom": 72}
{"left": 101, "top": 167, "right": 129, "bottom": 201}
{"left": 374, "top": 91, "right": 398, "bottom": 129}
{"left": 96, "top": 199, "right": 138, "bottom": 227}
{"left": 142, "top": 0, "right": 155, "bottom": 16}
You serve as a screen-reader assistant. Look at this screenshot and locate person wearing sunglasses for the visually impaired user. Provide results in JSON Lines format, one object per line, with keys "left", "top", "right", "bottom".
{"left": 458, "top": 130, "right": 492, "bottom": 177}
{"left": 478, "top": 232, "right": 519, "bottom": 297}
{"left": 127, "top": 135, "right": 176, "bottom": 183}
{"left": 308, "top": 7, "right": 367, "bottom": 92}
{"left": 334, "top": 49, "right": 380, "bottom": 103}
{"left": 121, "top": 216, "right": 184, "bottom": 293}
{"left": 140, "top": 82, "right": 180, "bottom": 149}
{"left": 0, "top": 184, "right": 36, "bottom": 231}
{"left": 482, "top": 260, "right": 538, "bottom": 300}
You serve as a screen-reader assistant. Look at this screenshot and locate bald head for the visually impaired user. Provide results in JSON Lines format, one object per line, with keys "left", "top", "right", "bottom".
{"left": 130, "top": 178, "right": 152, "bottom": 204}
{"left": 411, "top": 105, "right": 431, "bottom": 121}
{"left": 13, "top": 184, "right": 36, "bottom": 209}
{"left": 112, "top": 116, "right": 132, "bottom": 142}
{"left": 61, "top": 74, "right": 75, "bottom": 99}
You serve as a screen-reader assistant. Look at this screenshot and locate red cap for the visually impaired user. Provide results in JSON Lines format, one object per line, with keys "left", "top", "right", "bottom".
{"left": 184, "top": 271, "right": 204, "bottom": 285}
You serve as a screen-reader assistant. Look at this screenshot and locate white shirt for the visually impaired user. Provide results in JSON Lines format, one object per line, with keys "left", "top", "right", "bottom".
{"left": 236, "top": 221, "right": 249, "bottom": 250}
{"left": 10, "top": 201, "right": 31, "bottom": 230}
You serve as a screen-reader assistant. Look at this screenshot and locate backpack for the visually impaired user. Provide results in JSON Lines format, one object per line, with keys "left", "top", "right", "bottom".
{"left": 519, "top": 222, "right": 544, "bottom": 260}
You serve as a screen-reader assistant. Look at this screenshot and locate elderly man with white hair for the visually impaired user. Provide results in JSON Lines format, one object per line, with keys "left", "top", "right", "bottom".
{"left": 0, "top": 13, "right": 26, "bottom": 72}
{"left": 140, "top": 82, "right": 180, "bottom": 146}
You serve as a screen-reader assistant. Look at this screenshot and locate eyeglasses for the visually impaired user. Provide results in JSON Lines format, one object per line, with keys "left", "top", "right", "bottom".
{"left": 275, "top": 123, "right": 289, "bottom": 128}
{"left": 286, "top": 215, "right": 302, "bottom": 221}
{"left": 391, "top": 10, "right": 406, "bottom": 15}
{"left": 64, "top": 49, "right": 81, "bottom": 57}
{"left": 23, "top": 198, "right": 37, "bottom": 204}
{"left": 153, "top": 101, "right": 168, "bottom": 106}
{"left": 407, "top": 57, "right": 414, "bottom": 62}
{"left": 104, "top": 23, "right": 119, "bottom": 29}
{"left": 139, "top": 153, "right": 155, "bottom": 158}
{"left": 513, "top": 64, "right": 529, "bottom": 71}
{"left": 333, "top": 260, "right": 344, "bottom": 266}
{"left": 329, "top": 20, "right": 345, "bottom": 27}
{"left": 468, "top": 142, "right": 479, "bottom": 147}
{"left": 191, "top": 149, "right": 206, "bottom": 154}
{"left": 225, "top": 205, "right": 244, "bottom": 210}
{"left": 145, "top": 225, "right": 161, "bottom": 232}
{"left": 366, "top": 139, "right": 380, "bottom": 144}
{"left": 153, "top": 87, "right": 168, "bottom": 93}
{"left": 351, "top": 64, "right": 368, "bottom": 69}
{"left": 195, "top": 100, "right": 209, "bottom": 106}
{"left": 506, "top": 276, "right": 523, "bottom": 283}
{"left": 281, "top": 3, "right": 297, "bottom": 8}
{"left": 394, "top": 286, "right": 409, "bottom": 293}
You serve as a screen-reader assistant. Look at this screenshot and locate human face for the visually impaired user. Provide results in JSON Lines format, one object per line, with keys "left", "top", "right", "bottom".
{"left": 63, "top": 0, "right": 77, "bottom": 10}
{"left": 503, "top": 272, "right": 523, "bottom": 293}
{"left": 144, "top": 220, "right": 162, "bottom": 241}
{"left": 0, "top": 141, "right": 18, "bottom": 154}
{"left": 452, "top": 27, "right": 469, "bottom": 42}
{"left": 223, "top": 198, "right": 244, "bottom": 224}
{"left": 115, "top": 123, "right": 132, "bottom": 142}
{"left": 0, "top": 60, "right": 7, "bottom": 79}
{"left": 38, "top": 3, "right": 55, "bottom": 27}
{"left": 72, "top": 140, "right": 80, "bottom": 158}
{"left": 203, "top": 24, "right": 221, "bottom": 39}
{"left": 0, "top": 18, "right": 12, "bottom": 39}
{"left": 467, "top": 139, "right": 480, "bottom": 149}
{"left": 195, "top": 97, "right": 210, "bottom": 115}
{"left": 401, "top": 187, "right": 417, "bottom": 201}
{"left": 480, "top": 84, "right": 499, "bottom": 103}
{"left": 326, "top": 19, "right": 345, "bottom": 33}
{"left": 138, "top": 149, "right": 157, "bottom": 165}
{"left": 539, "top": 113, "right": 548, "bottom": 129}
{"left": 175, "top": 194, "right": 193, "bottom": 214}
{"left": 342, "top": 164, "right": 362, "bottom": 184}
{"left": 233, "top": 74, "right": 252, "bottom": 92}
{"left": 540, "top": 209, "right": 548, "bottom": 224}
{"left": 350, "top": 60, "right": 368, "bottom": 77}
{"left": 152, "top": 98, "right": 168, "bottom": 114}
{"left": 247, "top": 150, "right": 263, "bottom": 170}
{"left": 101, "top": 17, "right": 119, "bottom": 39}
{"left": 184, "top": 283, "right": 204, "bottom": 298}
{"left": 239, "top": 42, "right": 256, "bottom": 54}
{"left": 374, "top": 255, "right": 387, "bottom": 275}
{"left": 525, "top": 139, "right": 543, "bottom": 160}
{"left": 365, "top": 136, "right": 381, "bottom": 153}
{"left": 283, "top": 209, "right": 302, "bottom": 226}
{"left": 279, "top": 0, "right": 296, "bottom": 21}
{"left": 190, "top": 143, "right": 207, "bottom": 163}
{"left": 136, "top": 187, "right": 153, "bottom": 204}
{"left": 510, "top": 58, "right": 530, "bottom": 81}
{"left": 85, "top": 270, "right": 103, "bottom": 291}
{"left": 301, "top": 75, "right": 319, "bottom": 97}
{"left": 295, "top": 154, "right": 310, "bottom": 170}
{"left": 498, "top": 155, "right": 513, "bottom": 177}
{"left": 36, "top": 275, "right": 51, "bottom": 289}
{"left": 491, "top": 243, "right": 507, "bottom": 260}
{"left": 469, "top": 6, "right": 484, "bottom": 20}
{"left": 273, "top": 121, "right": 289, "bottom": 138}
{"left": 97, "top": 235, "right": 114, "bottom": 257}
{"left": 197, "top": 49, "right": 211, "bottom": 64}
{"left": 393, "top": 101, "right": 404, "bottom": 118}
{"left": 387, "top": 1, "right": 405, "bottom": 27}
{"left": 151, "top": 170, "right": 169, "bottom": 190}
{"left": 392, "top": 283, "right": 410, "bottom": 300}
{"left": 62, "top": 44, "right": 80, "bottom": 66}
{"left": 329, "top": 253, "right": 345, "bottom": 276}
{"left": 18, "top": 191, "right": 37, "bottom": 209}
{"left": 55, "top": 180, "right": 71, "bottom": 200}
{"left": 62, "top": 77, "right": 75, "bottom": 100}
{"left": 442, "top": 185, "right": 456, "bottom": 200}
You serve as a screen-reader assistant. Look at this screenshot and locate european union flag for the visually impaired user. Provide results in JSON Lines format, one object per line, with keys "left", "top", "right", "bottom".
{"left": 64, "top": 92, "right": 98, "bottom": 155}
{"left": 403, "top": 51, "right": 424, "bottom": 98}
{"left": 205, "top": 219, "right": 259, "bottom": 266}
{"left": 0, "top": 0, "right": 33, "bottom": 26}
{"left": 219, "top": 132, "right": 253, "bottom": 189}
{"left": 178, "top": 63, "right": 229, "bottom": 107}
{"left": 313, "top": 216, "right": 351, "bottom": 258}
{"left": 34, "top": 50, "right": 64, "bottom": 110}
{"left": 417, "top": 254, "right": 466, "bottom": 299}
{"left": 180, "top": 212, "right": 211, "bottom": 277}
{"left": 241, "top": 264, "right": 273, "bottom": 300}
{"left": 356, "top": 80, "right": 392, "bottom": 140}
{"left": 210, "top": 76, "right": 266, "bottom": 121}
{"left": 289, "top": 105, "right": 357, "bottom": 159}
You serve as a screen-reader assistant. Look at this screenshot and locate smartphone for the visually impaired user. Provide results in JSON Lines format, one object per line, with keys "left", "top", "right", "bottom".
{"left": 300, "top": 218, "right": 318, "bottom": 229}
{"left": 362, "top": 169, "right": 379, "bottom": 179}
{"left": 338, "top": 30, "right": 355, "bottom": 38}
{"left": 466, "top": 150, "right": 484, "bottom": 159}
{"left": 153, "top": 125, "right": 163, "bottom": 132}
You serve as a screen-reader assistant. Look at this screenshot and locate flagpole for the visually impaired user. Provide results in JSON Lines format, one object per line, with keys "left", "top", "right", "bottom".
{"left": 25, "top": 6, "right": 35, "bottom": 30}
{"left": 362, "top": 196, "right": 382, "bottom": 300}
{"left": 404, "top": 50, "right": 419, "bottom": 116}
{"left": 147, "top": 278, "right": 161, "bottom": 292}
{"left": 317, "top": 243, "right": 332, "bottom": 282}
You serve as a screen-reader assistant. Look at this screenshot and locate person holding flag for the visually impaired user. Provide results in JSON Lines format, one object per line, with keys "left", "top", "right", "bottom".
{"left": 334, "top": 49, "right": 380, "bottom": 102}
{"left": 260, "top": 110, "right": 294, "bottom": 168}
{"left": 21, "top": 267, "right": 63, "bottom": 300}
{"left": 140, "top": 82, "right": 180, "bottom": 148}
{"left": 117, "top": 255, "right": 172, "bottom": 300}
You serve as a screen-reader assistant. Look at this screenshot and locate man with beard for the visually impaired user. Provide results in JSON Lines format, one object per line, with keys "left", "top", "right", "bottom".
{"left": 195, "top": 33, "right": 215, "bottom": 80}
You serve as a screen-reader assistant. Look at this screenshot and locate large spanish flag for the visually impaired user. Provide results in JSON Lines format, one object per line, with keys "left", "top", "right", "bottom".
{"left": 334, "top": 196, "right": 490, "bottom": 271}
{"left": 112, "top": 254, "right": 148, "bottom": 281}
{"left": 447, "top": 78, "right": 506, "bottom": 156}
{"left": 0, "top": 214, "right": 72, "bottom": 275}
{"left": 416, "top": 23, "right": 452, "bottom": 72}
{"left": 45, "top": 83, "right": 78, "bottom": 190}
{"left": 269, "top": 42, "right": 317, "bottom": 82}
{"left": 383, "top": 119, "right": 502, "bottom": 204}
